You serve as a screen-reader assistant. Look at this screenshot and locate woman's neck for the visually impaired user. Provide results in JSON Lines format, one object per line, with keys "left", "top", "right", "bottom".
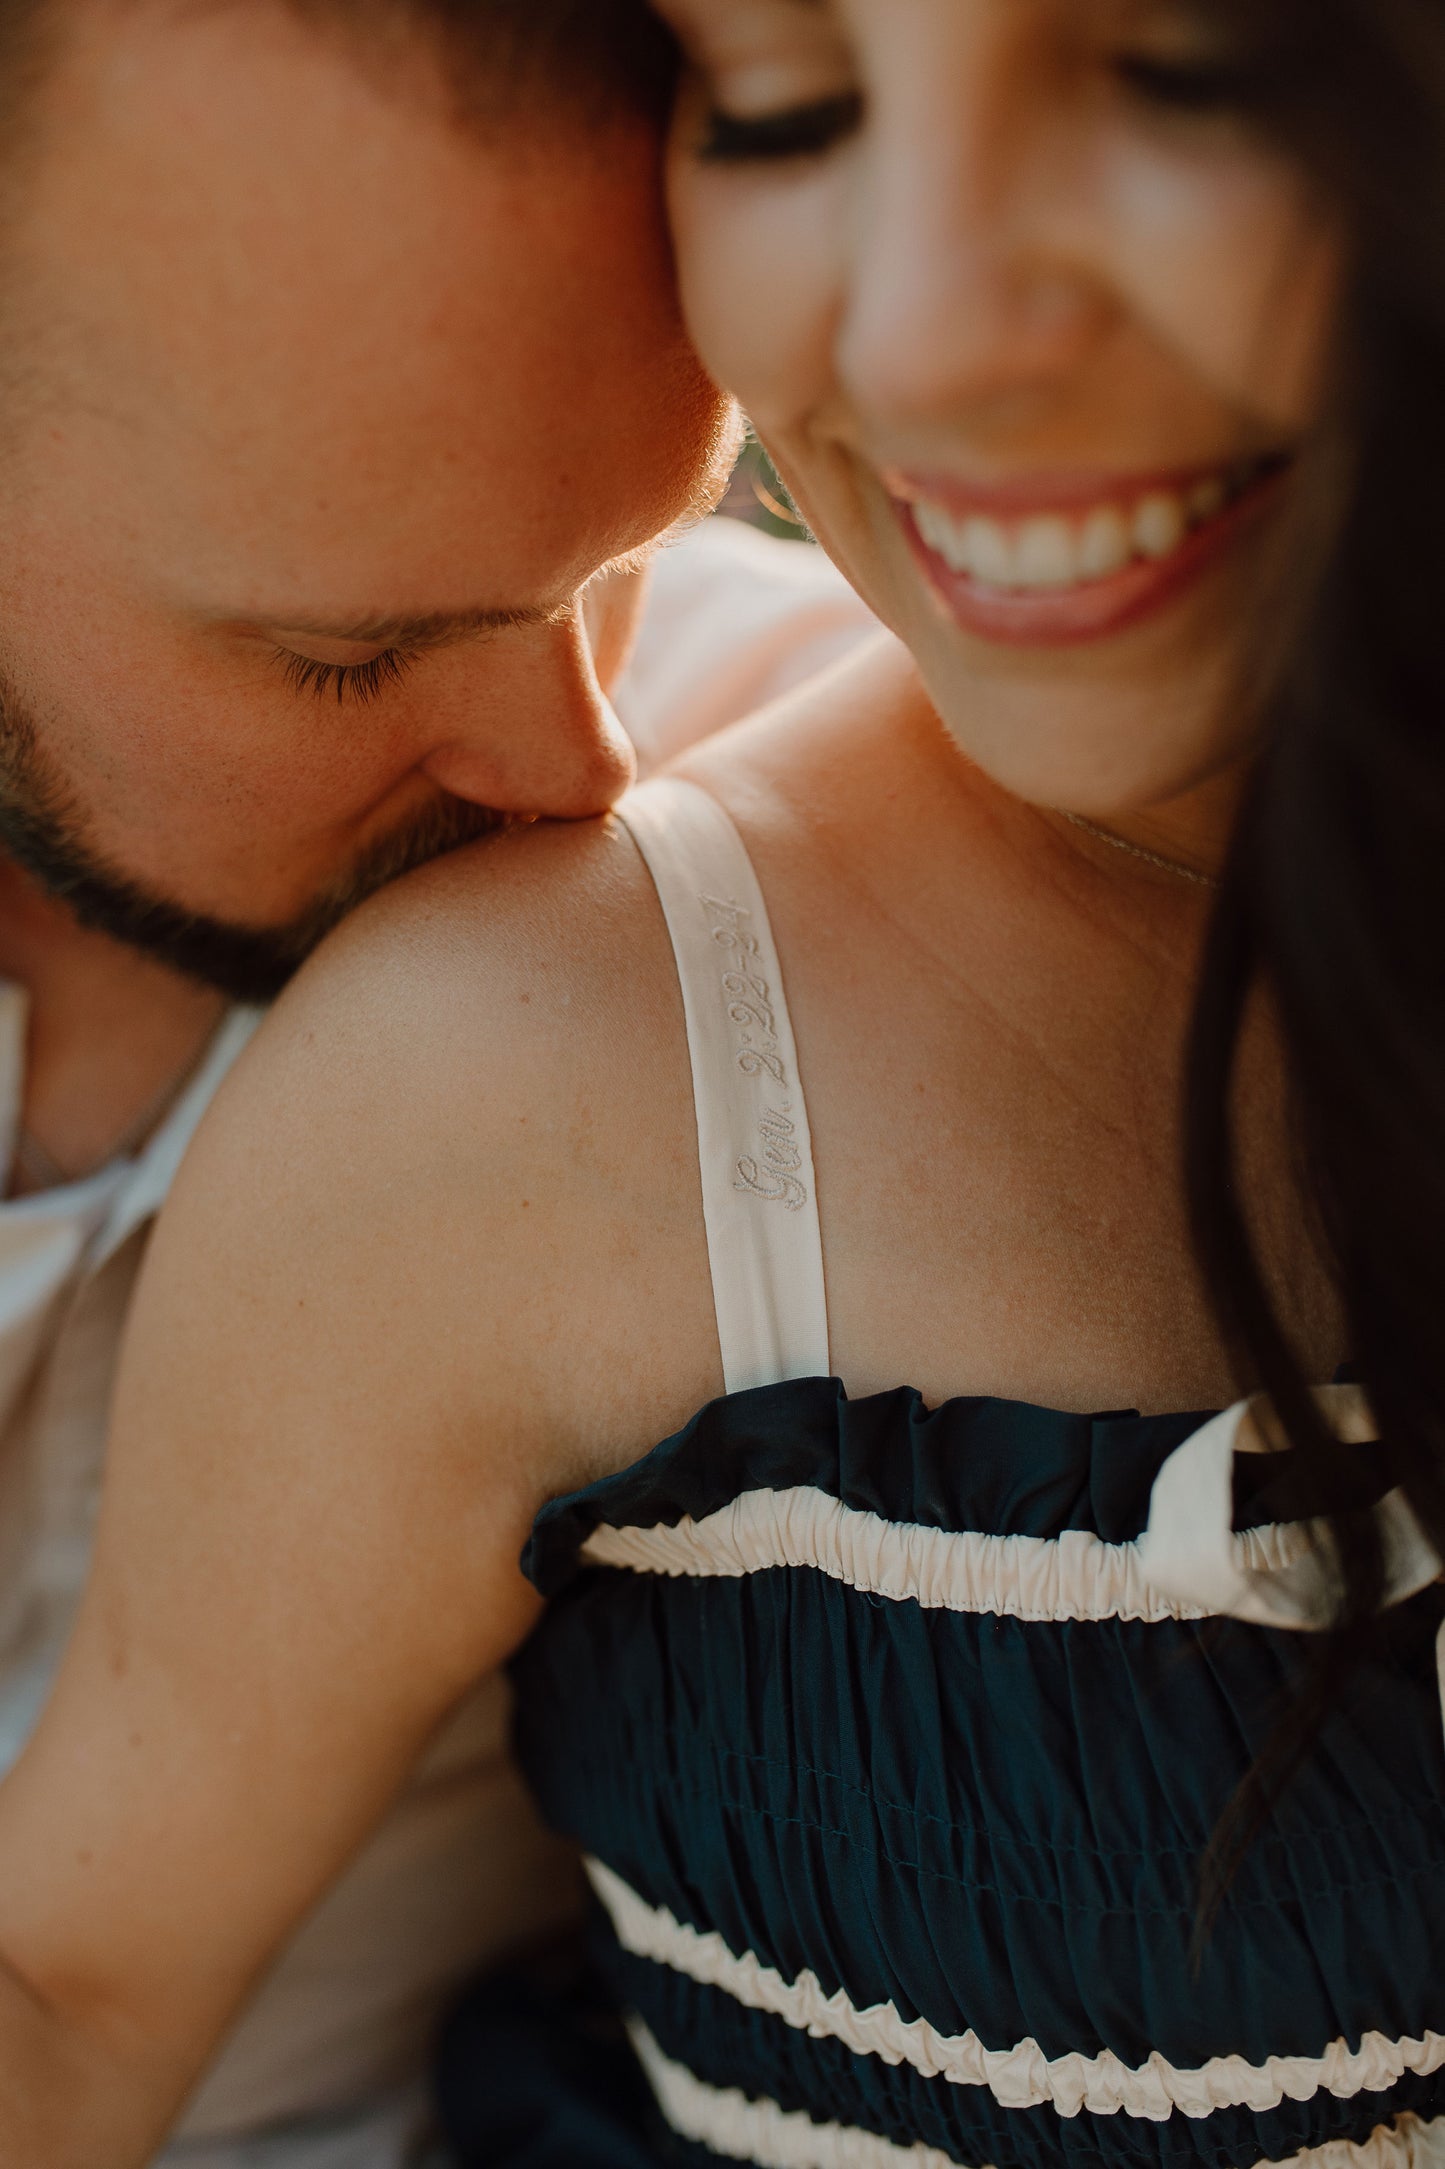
{"left": 1045, "top": 758, "right": 1250, "bottom": 892}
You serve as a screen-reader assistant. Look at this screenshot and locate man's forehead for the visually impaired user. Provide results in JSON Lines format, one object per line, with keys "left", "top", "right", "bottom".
{"left": 24, "top": 0, "right": 645, "bottom": 308}
{"left": 0, "top": 0, "right": 713, "bottom": 636}
{"left": 15, "top": 0, "right": 659, "bottom": 448}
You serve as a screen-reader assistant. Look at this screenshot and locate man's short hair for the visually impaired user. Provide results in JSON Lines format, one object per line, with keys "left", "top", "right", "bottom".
{"left": 0, "top": 0, "right": 680, "bottom": 147}
{"left": 389, "top": 0, "right": 680, "bottom": 121}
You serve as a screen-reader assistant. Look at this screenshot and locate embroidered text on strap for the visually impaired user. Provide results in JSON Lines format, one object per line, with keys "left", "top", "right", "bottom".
{"left": 617, "top": 778, "right": 829, "bottom": 1394}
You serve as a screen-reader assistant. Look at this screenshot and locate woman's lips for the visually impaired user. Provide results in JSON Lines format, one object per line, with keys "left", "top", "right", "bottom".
{"left": 890, "top": 458, "right": 1288, "bottom": 647}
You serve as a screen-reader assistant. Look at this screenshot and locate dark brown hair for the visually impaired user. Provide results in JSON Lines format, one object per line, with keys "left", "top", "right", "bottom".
{"left": 1184, "top": 0, "right": 1445, "bottom": 1878}
{"left": 0, "top": 0, "right": 678, "bottom": 145}
{"left": 300, "top": 0, "right": 679, "bottom": 124}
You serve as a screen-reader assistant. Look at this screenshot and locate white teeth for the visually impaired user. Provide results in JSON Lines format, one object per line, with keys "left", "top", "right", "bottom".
{"left": 1133, "top": 492, "right": 1186, "bottom": 560}
{"left": 1013, "top": 516, "right": 1077, "bottom": 589}
{"left": 911, "top": 467, "right": 1236, "bottom": 594}
{"left": 915, "top": 500, "right": 981, "bottom": 576}
{"left": 962, "top": 516, "right": 1015, "bottom": 585}
{"left": 1077, "top": 506, "right": 1132, "bottom": 581}
{"left": 913, "top": 498, "right": 949, "bottom": 554}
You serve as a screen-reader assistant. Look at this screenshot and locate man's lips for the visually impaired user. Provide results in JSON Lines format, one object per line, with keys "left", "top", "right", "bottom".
{"left": 888, "top": 457, "right": 1289, "bottom": 648}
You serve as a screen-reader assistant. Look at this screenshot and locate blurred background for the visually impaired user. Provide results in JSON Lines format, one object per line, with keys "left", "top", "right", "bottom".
{"left": 716, "top": 425, "right": 811, "bottom": 542}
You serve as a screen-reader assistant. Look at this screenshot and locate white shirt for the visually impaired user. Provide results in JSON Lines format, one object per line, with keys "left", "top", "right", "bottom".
{"left": 0, "top": 521, "right": 877, "bottom": 2169}
{"left": 614, "top": 514, "right": 881, "bottom": 769}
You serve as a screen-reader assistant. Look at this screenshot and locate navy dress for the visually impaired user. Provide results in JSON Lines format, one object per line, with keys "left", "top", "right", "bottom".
{"left": 445, "top": 781, "right": 1445, "bottom": 2169}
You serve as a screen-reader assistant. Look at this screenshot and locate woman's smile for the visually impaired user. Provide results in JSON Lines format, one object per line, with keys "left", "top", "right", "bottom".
{"left": 884, "top": 453, "right": 1290, "bottom": 647}
{"left": 658, "top": 0, "right": 1340, "bottom": 807}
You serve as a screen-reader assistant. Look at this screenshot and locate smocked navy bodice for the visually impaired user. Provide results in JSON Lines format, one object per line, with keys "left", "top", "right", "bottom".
{"left": 509, "top": 1378, "right": 1445, "bottom": 2169}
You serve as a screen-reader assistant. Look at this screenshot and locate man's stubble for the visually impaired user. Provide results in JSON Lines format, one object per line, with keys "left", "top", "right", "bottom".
{"left": 0, "top": 672, "right": 514, "bottom": 1002}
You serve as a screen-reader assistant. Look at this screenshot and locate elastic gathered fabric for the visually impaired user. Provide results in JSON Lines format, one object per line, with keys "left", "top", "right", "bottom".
{"left": 627, "top": 2017, "right": 1445, "bottom": 2169}
{"left": 586, "top": 1858, "right": 1445, "bottom": 2122}
{"left": 578, "top": 1483, "right": 1316, "bottom": 1624}
{"left": 510, "top": 1378, "right": 1445, "bottom": 2169}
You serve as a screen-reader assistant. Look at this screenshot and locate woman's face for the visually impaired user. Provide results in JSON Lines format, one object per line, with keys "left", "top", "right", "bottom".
{"left": 654, "top": 0, "right": 1341, "bottom": 817}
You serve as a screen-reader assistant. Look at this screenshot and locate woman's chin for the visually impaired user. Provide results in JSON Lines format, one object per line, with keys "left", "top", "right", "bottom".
{"left": 916, "top": 658, "right": 1254, "bottom": 824}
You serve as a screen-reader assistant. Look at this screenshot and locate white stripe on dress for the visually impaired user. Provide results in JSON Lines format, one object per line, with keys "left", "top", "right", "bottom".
{"left": 579, "top": 1485, "right": 1311, "bottom": 1625}
{"left": 590, "top": 1861, "right": 1445, "bottom": 2122}
{"left": 629, "top": 2023, "right": 1445, "bottom": 2169}
{"left": 629, "top": 2019, "right": 980, "bottom": 2169}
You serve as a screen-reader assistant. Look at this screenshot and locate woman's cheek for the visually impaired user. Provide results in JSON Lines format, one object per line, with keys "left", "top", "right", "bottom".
{"left": 1093, "top": 141, "right": 1340, "bottom": 433}
{"left": 670, "top": 169, "right": 847, "bottom": 431}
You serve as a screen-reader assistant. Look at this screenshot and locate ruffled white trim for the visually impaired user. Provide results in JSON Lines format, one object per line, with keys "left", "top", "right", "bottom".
{"left": 629, "top": 2019, "right": 976, "bottom": 2169}
{"left": 1268, "top": 2120, "right": 1445, "bottom": 2169}
{"left": 590, "top": 1861, "right": 1445, "bottom": 2123}
{"left": 579, "top": 1486, "right": 1307, "bottom": 1624}
{"left": 629, "top": 2023, "right": 1445, "bottom": 2169}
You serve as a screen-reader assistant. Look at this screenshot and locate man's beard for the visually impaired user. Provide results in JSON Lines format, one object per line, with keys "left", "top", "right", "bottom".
{"left": 0, "top": 687, "right": 512, "bottom": 1003}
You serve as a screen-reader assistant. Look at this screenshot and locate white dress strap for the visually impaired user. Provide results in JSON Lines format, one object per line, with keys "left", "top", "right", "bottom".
{"left": 617, "top": 777, "right": 830, "bottom": 1395}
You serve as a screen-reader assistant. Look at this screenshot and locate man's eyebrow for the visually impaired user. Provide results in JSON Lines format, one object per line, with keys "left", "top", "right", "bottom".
{"left": 267, "top": 601, "right": 571, "bottom": 649}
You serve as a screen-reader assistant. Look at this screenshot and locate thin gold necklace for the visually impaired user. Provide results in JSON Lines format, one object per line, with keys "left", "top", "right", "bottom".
{"left": 1062, "top": 811, "right": 1220, "bottom": 891}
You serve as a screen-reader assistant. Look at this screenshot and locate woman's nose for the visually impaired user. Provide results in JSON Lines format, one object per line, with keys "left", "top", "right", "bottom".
{"left": 835, "top": 44, "right": 1108, "bottom": 438}
{"left": 420, "top": 614, "right": 636, "bottom": 821}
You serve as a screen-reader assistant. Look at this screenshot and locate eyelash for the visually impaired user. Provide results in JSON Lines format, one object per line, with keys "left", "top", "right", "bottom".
{"left": 276, "top": 647, "right": 420, "bottom": 705}
{"left": 1113, "top": 53, "right": 1253, "bottom": 113}
{"left": 692, "top": 51, "right": 1249, "bottom": 169}
{"left": 697, "top": 91, "right": 863, "bottom": 164}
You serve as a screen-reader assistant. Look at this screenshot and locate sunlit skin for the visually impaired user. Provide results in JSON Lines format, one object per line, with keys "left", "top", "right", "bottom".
{"left": 0, "top": 7, "right": 1358, "bottom": 2161}
{"left": 656, "top": 0, "right": 1341, "bottom": 869}
{"left": 0, "top": 0, "right": 731, "bottom": 1186}
{"left": 0, "top": 0, "right": 730, "bottom": 933}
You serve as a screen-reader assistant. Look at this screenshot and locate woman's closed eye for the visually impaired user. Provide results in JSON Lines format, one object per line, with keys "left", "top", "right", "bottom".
{"left": 1112, "top": 49, "right": 1257, "bottom": 113}
{"left": 696, "top": 89, "right": 863, "bottom": 164}
{"left": 1102, "top": 0, "right": 1263, "bottom": 117}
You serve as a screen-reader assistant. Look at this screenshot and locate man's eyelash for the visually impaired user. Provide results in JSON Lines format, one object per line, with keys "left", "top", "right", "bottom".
{"left": 276, "top": 647, "right": 419, "bottom": 705}
{"left": 697, "top": 92, "right": 863, "bottom": 164}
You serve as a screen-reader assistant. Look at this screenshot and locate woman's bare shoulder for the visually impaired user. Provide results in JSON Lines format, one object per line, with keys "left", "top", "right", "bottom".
{"left": 266, "top": 807, "right": 677, "bottom": 1125}
{"left": 144, "top": 806, "right": 718, "bottom": 1492}
{"left": 0, "top": 814, "right": 700, "bottom": 2131}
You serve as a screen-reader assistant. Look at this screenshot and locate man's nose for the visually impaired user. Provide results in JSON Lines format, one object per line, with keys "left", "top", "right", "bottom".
{"left": 835, "top": 41, "right": 1109, "bottom": 437}
{"left": 420, "top": 613, "right": 635, "bottom": 821}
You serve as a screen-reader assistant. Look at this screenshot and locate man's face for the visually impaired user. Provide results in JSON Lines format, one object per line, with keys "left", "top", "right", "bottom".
{"left": 0, "top": 0, "right": 732, "bottom": 995}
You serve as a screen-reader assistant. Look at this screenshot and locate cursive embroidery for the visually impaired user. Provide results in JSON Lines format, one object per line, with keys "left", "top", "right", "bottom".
{"left": 698, "top": 891, "right": 809, "bottom": 1210}
{"left": 735, "top": 1105, "right": 808, "bottom": 1212}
